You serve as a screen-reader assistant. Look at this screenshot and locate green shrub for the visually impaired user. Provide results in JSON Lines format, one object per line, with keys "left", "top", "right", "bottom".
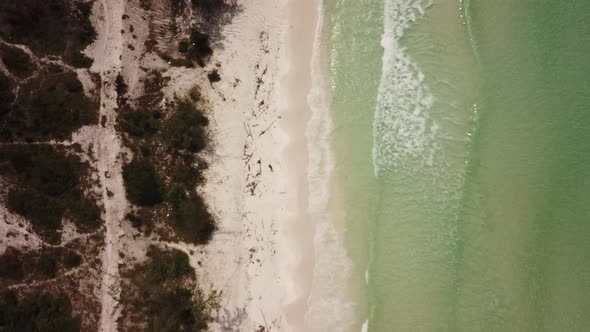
{"left": 36, "top": 253, "right": 57, "bottom": 278}
{"left": 0, "top": 249, "right": 24, "bottom": 280}
{"left": 161, "top": 99, "right": 209, "bottom": 154}
{"left": 145, "top": 246, "right": 192, "bottom": 284}
{"left": 120, "top": 247, "right": 215, "bottom": 332}
{"left": 0, "top": 44, "right": 33, "bottom": 78}
{"left": 119, "top": 110, "right": 160, "bottom": 138}
{"left": 0, "top": 291, "right": 80, "bottom": 332}
{"left": 171, "top": 0, "right": 187, "bottom": 16}
{"left": 0, "top": 146, "right": 100, "bottom": 242}
{"left": 122, "top": 159, "right": 163, "bottom": 206}
{"left": 0, "top": 0, "right": 96, "bottom": 61}
{"left": 187, "top": 31, "right": 212, "bottom": 67}
{"left": 6, "top": 191, "right": 63, "bottom": 238}
{"left": 0, "top": 70, "right": 98, "bottom": 142}
{"left": 63, "top": 251, "right": 82, "bottom": 269}
{"left": 207, "top": 69, "right": 220, "bottom": 83}
{"left": 0, "top": 73, "right": 14, "bottom": 124}
{"left": 178, "top": 40, "right": 189, "bottom": 54}
{"left": 125, "top": 212, "right": 143, "bottom": 228}
{"left": 69, "top": 52, "right": 93, "bottom": 69}
{"left": 115, "top": 74, "right": 127, "bottom": 98}
{"left": 145, "top": 288, "right": 210, "bottom": 332}
{"left": 172, "top": 193, "right": 215, "bottom": 244}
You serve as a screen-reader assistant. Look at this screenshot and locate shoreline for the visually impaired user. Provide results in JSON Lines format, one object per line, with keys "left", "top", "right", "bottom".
{"left": 195, "top": 0, "right": 320, "bottom": 330}
{"left": 278, "top": 0, "right": 320, "bottom": 329}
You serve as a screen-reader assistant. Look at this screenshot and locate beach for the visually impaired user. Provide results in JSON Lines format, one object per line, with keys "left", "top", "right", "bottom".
{"left": 189, "top": 0, "right": 321, "bottom": 330}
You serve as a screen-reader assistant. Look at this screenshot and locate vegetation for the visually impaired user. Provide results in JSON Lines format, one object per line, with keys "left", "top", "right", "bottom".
{"left": 0, "top": 0, "right": 96, "bottom": 67}
{"left": 207, "top": 69, "right": 221, "bottom": 83}
{"left": 35, "top": 253, "right": 57, "bottom": 278}
{"left": 0, "top": 68, "right": 98, "bottom": 142}
{"left": 69, "top": 52, "right": 93, "bottom": 69}
{"left": 138, "top": 70, "right": 168, "bottom": 111}
{"left": 191, "top": 0, "right": 239, "bottom": 25}
{"left": 0, "top": 291, "right": 80, "bottom": 332}
{"left": 122, "top": 158, "right": 163, "bottom": 206}
{"left": 171, "top": 0, "right": 188, "bottom": 16}
{"left": 187, "top": 31, "right": 213, "bottom": 67}
{"left": 0, "top": 146, "right": 101, "bottom": 243}
{"left": 120, "top": 246, "right": 216, "bottom": 332}
{"left": 62, "top": 251, "right": 82, "bottom": 269}
{"left": 0, "top": 247, "right": 83, "bottom": 283}
{"left": 145, "top": 246, "right": 192, "bottom": 284}
{"left": 115, "top": 73, "right": 127, "bottom": 104}
{"left": 0, "top": 248, "right": 24, "bottom": 280}
{"left": 119, "top": 110, "right": 160, "bottom": 138}
{"left": 171, "top": 193, "right": 215, "bottom": 244}
{"left": 0, "top": 72, "right": 14, "bottom": 117}
{"left": 0, "top": 44, "right": 34, "bottom": 78}
{"left": 178, "top": 40, "right": 190, "bottom": 54}
{"left": 120, "top": 94, "right": 215, "bottom": 244}
{"left": 160, "top": 99, "right": 210, "bottom": 154}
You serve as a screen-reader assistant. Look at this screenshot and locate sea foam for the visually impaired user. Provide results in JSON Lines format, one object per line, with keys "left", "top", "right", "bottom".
{"left": 304, "top": 1, "right": 356, "bottom": 330}
{"left": 373, "top": 0, "right": 436, "bottom": 176}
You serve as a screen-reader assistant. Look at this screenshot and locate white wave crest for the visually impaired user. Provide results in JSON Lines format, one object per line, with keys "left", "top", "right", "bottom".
{"left": 373, "top": 0, "right": 436, "bottom": 176}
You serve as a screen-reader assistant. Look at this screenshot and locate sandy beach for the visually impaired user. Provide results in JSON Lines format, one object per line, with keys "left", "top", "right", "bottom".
{"left": 191, "top": 0, "right": 320, "bottom": 330}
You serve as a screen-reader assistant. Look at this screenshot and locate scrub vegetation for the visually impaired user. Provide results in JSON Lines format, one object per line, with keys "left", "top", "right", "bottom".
{"left": 0, "top": 67, "right": 98, "bottom": 142}
{"left": 0, "top": 146, "right": 101, "bottom": 244}
{"left": 0, "top": 0, "right": 96, "bottom": 67}
{"left": 119, "top": 246, "right": 218, "bottom": 331}
{"left": 0, "top": 43, "right": 34, "bottom": 78}
{"left": 120, "top": 93, "right": 215, "bottom": 244}
{"left": 0, "top": 291, "right": 80, "bottom": 332}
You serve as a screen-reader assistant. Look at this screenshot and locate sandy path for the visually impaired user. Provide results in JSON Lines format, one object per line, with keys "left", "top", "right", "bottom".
{"left": 86, "top": 0, "right": 127, "bottom": 330}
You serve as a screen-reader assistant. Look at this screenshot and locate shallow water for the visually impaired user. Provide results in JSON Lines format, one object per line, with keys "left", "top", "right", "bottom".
{"left": 322, "top": 0, "right": 590, "bottom": 330}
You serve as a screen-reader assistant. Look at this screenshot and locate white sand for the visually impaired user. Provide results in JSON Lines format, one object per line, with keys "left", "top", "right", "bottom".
{"left": 85, "top": 0, "right": 128, "bottom": 330}
{"left": 192, "top": 0, "right": 321, "bottom": 330}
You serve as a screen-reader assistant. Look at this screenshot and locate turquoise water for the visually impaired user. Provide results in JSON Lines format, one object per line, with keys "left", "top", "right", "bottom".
{"left": 324, "top": 0, "right": 590, "bottom": 330}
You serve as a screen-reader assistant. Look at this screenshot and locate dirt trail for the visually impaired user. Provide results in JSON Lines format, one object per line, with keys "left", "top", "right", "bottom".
{"left": 87, "top": 0, "right": 127, "bottom": 330}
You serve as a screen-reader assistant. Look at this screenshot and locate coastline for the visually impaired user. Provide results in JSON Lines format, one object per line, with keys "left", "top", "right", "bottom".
{"left": 195, "top": 0, "right": 320, "bottom": 330}
{"left": 279, "top": 0, "right": 319, "bottom": 330}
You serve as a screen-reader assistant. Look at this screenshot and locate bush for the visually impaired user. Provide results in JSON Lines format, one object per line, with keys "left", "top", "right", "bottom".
{"left": 187, "top": 31, "right": 212, "bottom": 67}
{"left": 0, "top": 44, "right": 33, "bottom": 78}
{"left": 138, "top": 71, "right": 168, "bottom": 111}
{"left": 122, "top": 159, "right": 163, "bottom": 206}
{"left": 161, "top": 99, "right": 209, "bottom": 154}
{"left": 0, "top": 249, "right": 24, "bottom": 280}
{"left": 0, "top": 291, "right": 80, "bottom": 332}
{"left": 0, "top": 73, "right": 14, "bottom": 124}
{"left": 69, "top": 52, "right": 93, "bottom": 69}
{"left": 115, "top": 74, "right": 127, "bottom": 99}
{"left": 125, "top": 212, "right": 143, "bottom": 229}
{"left": 0, "top": 70, "right": 98, "bottom": 142}
{"left": 0, "top": 0, "right": 96, "bottom": 61}
{"left": 146, "top": 288, "right": 210, "bottom": 332}
{"left": 0, "top": 146, "right": 101, "bottom": 242}
{"left": 120, "top": 247, "right": 215, "bottom": 332}
{"left": 207, "top": 69, "right": 220, "bottom": 83}
{"left": 36, "top": 253, "right": 57, "bottom": 278}
{"left": 119, "top": 110, "right": 160, "bottom": 138}
{"left": 171, "top": 0, "right": 187, "bottom": 16}
{"left": 63, "top": 251, "right": 81, "bottom": 269}
{"left": 172, "top": 193, "right": 215, "bottom": 244}
{"left": 145, "top": 246, "right": 192, "bottom": 285}
{"left": 178, "top": 40, "right": 189, "bottom": 54}
{"left": 6, "top": 191, "right": 64, "bottom": 240}
{"left": 191, "top": 0, "right": 238, "bottom": 23}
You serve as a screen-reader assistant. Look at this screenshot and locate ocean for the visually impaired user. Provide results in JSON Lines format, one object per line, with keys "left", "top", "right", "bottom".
{"left": 318, "top": 0, "right": 590, "bottom": 330}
